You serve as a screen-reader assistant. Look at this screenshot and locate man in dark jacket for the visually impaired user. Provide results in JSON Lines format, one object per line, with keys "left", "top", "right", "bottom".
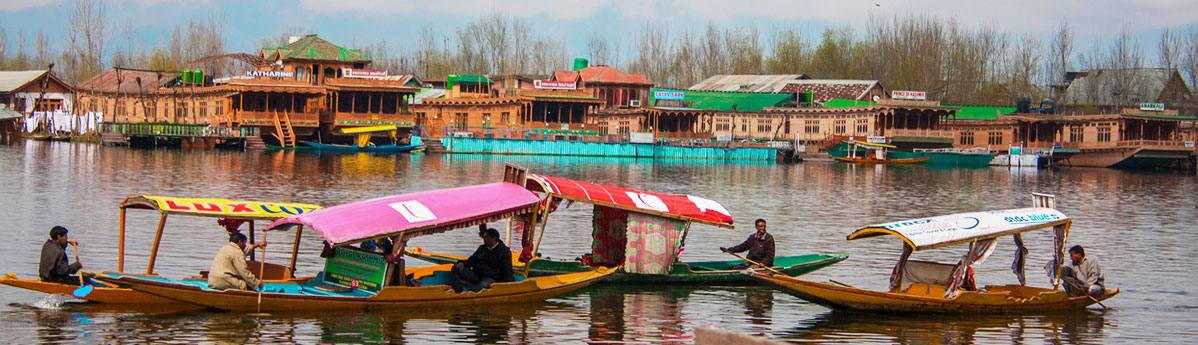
{"left": 39, "top": 226, "right": 82, "bottom": 285}
{"left": 721, "top": 218, "right": 775, "bottom": 269}
{"left": 450, "top": 228, "right": 515, "bottom": 293}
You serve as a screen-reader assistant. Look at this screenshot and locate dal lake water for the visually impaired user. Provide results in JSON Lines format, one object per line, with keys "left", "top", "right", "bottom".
{"left": 1, "top": 140, "right": 1196, "bottom": 344}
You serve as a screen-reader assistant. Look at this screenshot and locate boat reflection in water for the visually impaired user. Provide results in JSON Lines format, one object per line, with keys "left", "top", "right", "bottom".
{"left": 785, "top": 309, "right": 1109, "bottom": 344}
{"left": 587, "top": 285, "right": 777, "bottom": 344}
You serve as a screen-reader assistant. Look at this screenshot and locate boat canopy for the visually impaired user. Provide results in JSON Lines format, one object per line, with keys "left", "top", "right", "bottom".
{"left": 525, "top": 174, "right": 734, "bottom": 228}
{"left": 850, "top": 140, "right": 896, "bottom": 149}
{"left": 120, "top": 195, "right": 321, "bottom": 220}
{"left": 265, "top": 182, "right": 541, "bottom": 245}
{"left": 847, "top": 207, "right": 1070, "bottom": 250}
{"left": 337, "top": 125, "right": 398, "bottom": 135}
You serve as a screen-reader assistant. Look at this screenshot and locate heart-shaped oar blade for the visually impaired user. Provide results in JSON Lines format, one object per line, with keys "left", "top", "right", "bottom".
{"left": 72, "top": 284, "right": 94, "bottom": 298}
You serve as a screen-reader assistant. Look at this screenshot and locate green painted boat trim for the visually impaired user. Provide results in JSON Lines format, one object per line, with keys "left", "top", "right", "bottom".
{"left": 406, "top": 251, "right": 848, "bottom": 284}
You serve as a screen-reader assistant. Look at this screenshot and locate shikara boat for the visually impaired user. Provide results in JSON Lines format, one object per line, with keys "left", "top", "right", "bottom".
{"left": 406, "top": 166, "right": 847, "bottom": 284}
{"left": 305, "top": 125, "right": 423, "bottom": 153}
{"left": 97, "top": 182, "right": 614, "bottom": 311}
{"left": 752, "top": 194, "right": 1118, "bottom": 313}
{"left": 0, "top": 196, "right": 320, "bottom": 304}
{"left": 832, "top": 140, "right": 932, "bottom": 164}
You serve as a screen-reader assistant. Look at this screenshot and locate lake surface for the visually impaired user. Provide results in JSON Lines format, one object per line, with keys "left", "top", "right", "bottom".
{"left": 2, "top": 140, "right": 1196, "bottom": 344}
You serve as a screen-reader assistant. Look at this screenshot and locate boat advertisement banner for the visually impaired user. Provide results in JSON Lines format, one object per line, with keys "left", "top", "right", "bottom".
{"left": 533, "top": 80, "right": 576, "bottom": 90}
{"left": 857, "top": 207, "right": 1067, "bottom": 249}
{"left": 892, "top": 90, "right": 927, "bottom": 100}
{"left": 654, "top": 91, "right": 685, "bottom": 100}
{"left": 323, "top": 247, "right": 388, "bottom": 293}
{"left": 140, "top": 196, "right": 320, "bottom": 218}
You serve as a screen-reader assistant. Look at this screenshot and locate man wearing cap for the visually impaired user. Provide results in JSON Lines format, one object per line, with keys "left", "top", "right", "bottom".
{"left": 39, "top": 226, "right": 83, "bottom": 285}
{"left": 449, "top": 228, "right": 515, "bottom": 293}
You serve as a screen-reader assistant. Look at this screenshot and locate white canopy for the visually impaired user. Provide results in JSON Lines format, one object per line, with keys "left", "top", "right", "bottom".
{"left": 847, "top": 207, "right": 1070, "bottom": 250}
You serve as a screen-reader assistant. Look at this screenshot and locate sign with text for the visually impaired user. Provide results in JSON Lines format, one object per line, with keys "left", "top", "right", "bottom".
{"left": 533, "top": 80, "right": 576, "bottom": 90}
{"left": 246, "top": 70, "right": 295, "bottom": 78}
{"left": 323, "top": 247, "right": 388, "bottom": 293}
{"left": 343, "top": 68, "right": 388, "bottom": 78}
{"left": 1139, "top": 103, "right": 1165, "bottom": 111}
{"left": 867, "top": 136, "right": 887, "bottom": 144}
{"left": 892, "top": 90, "right": 926, "bottom": 100}
{"left": 654, "top": 90, "right": 685, "bottom": 100}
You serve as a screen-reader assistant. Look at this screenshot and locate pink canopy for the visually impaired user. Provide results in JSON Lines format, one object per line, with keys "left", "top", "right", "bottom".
{"left": 526, "top": 174, "right": 734, "bottom": 228}
{"left": 266, "top": 182, "right": 541, "bottom": 245}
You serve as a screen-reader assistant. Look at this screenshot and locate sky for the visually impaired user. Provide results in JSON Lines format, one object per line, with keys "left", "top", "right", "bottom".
{"left": 1, "top": 0, "right": 1196, "bottom": 67}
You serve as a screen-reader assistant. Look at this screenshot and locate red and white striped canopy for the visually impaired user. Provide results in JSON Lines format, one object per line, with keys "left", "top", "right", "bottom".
{"left": 527, "top": 174, "right": 734, "bottom": 228}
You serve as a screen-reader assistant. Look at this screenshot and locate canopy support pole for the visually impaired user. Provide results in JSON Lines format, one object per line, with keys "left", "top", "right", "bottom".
{"left": 524, "top": 198, "right": 553, "bottom": 276}
{"left": 146, "top": 212, "right": 168, "bottom": 275}
{"left": 675, "top": 222, "right": 692, "bottom": 265}
{"left": 118, "top": 208, "right": 127, "bottom": 272}
{"left": 289, "top": 225, "right": 304, "bottom": 277}
{"left": 248, "top": 220, "right": 256, "bottom": 260}
{"left": 505, "top": 217, "right": 513, "bottom": 246}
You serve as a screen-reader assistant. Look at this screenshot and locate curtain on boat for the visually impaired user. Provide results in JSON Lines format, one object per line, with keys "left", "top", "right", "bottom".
{"left": 1012, "top": 234, "right": 1029, "bottom": 285}
{"left": 623, "top": 213, "right": 686, "bottom": 274}
{"left": 945, "top": 238, "right": 997, "bottom": 298}
{"left": 592, "top": 205, "right": 629, "bottom": 267}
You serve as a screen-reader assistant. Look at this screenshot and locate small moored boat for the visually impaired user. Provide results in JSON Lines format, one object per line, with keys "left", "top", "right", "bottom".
{"left": 0, "top": 196, "right": 320, "bottom": 304}
{"left": 304, "top": 125, "right": 423, "bottom": 153}
{"left": 751, "top": 193, "right": 1118, "bottom": 313}
{"left": 97, "top": 182, "right": 614, "bottom": 311}
{"left": 831, "top": 140, "right": 932, "bottom": 164}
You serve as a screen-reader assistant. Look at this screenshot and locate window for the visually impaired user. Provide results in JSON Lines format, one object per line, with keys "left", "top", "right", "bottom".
{"left": 988, "top": 131, "right": 1003, "bottom": 145}
{"left": 855, "top": 119, "right": 869, "bottom": 134}
{"left": 804, "top": 120, "right": 819, "bottom": 134}
{"left": 1097, "top": 126, "right": 1111, "bottom": 142}
{"left": 784, "top": 119, "right": 791, "bottom": 134}
{"left": 715, "top": 118, "right": 731, "bottom": 131}
{"left": 960, "top": 131, "right": 974, "bottom": 146}
{"left": 618, "top": 120, "right": 631, "bottom": 133}
{"left": 501, "top": 112, "right": 510, "bottom": 124}
{"left": 599, "top": 124, "right": 609, "bottom": 135}
{"left": 833, "top": 120, "right": 847, "bottom": 134}
{"left": 115, "top": 100, "right": 126, "bottom": 116}
{"left": 740, "top": 119, "right": 748, "bottom": 132}
{"left": 454, "top": 113, "right": 468, "bottom": 128}
{"left": 1069, "top": 126, "right": 1083, "bottom": 142}
{"left": 199, "top": 101, "right": 208, "bottom": 119}
{"left": 216, "top": 100, "right": 223, "bottom": 116}
{"left": 756, "top": 119, "right": 772, "bottom": 133}
{"left": 177, "top": 101, "right": 187, "bottom": 121}
{"left": 482, "top": 113, "right": 491, "bottom": 127}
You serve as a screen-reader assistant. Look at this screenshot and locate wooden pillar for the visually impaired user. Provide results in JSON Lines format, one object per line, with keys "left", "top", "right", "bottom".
{"left": 289, "top": 225, "right": 304, "bottom": 276}
{"left": 118, "top": 208, "right": 126, "bottom": 272}
{"left": 146, "top": 212, "right": 168, "bottom": 275}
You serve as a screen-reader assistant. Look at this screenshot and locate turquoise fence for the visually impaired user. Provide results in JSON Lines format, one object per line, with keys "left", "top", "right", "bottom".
{"left": 102, "top": 123, "right": 259, "bottom": 138}
{"left": 441, "top": 137, "right": 778, "bottom": 161}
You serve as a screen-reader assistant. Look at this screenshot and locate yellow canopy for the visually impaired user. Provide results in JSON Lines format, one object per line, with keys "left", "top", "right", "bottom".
{"left": 850, "top": 140, "right": 896, "bottom": 149}
{"left": 120, "top": 195, "right": 321, "bottom": 220}
{"left": 337, "top": 125, "right": 398, "bottom": 135}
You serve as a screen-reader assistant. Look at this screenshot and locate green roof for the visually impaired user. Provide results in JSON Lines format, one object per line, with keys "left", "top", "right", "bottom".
{"left": 1122, "top": 113, "right": 1198, "bottom": 120}
{"left": 448, "top": 75, "right": 490, "bottom": 84}
{"left": 649, "top": 88, "right": 792, "bottom": 112}
{"left": 270, "top": 35, "right": 371, "bottom": 63}
{"left": 823, "top": 98, "right": 1015, "bottom": 120}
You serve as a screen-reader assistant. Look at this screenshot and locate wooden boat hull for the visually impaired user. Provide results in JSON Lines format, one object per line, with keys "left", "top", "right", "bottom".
{"left": 751, "top": 273, "right": 1118, "bottom": 313}
{"left": 405, "top": 249, "right": 848, "bottom": 284}
{"left": 833, "top": 156, "right": 933, "bottom": 164}
{"left": 1, "top": 273, "right": 179, "bottom": 304}
{"left": 305, "top": 141, "right": 422, "bottom": 153}
{"left": 97, "top": 266, "right": 614, "bottom": 311}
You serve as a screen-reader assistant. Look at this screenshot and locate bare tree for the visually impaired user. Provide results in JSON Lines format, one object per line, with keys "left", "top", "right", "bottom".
{"left": 1047, "top": 21, "right": 1074, "bottom": 100}
{"left": 1158, "top": 26, "right": 1182, "bottom": 70}
{"left": 63, "top": 0, "right": 107, "bottom": 83}
{"left": 766, "top": 27, "right": 807, "bottom": 74}
{"left": 0, "top": 25, "right": 7, "bottom": 68}
{"left": 587, "top": 33, "right": 614, "bottom": 66}
{"left": 34, "top": 30, "right": 55, "bottom": 68}
{"left": 1004, "top": 33, "right": 1044, "bottom": 102}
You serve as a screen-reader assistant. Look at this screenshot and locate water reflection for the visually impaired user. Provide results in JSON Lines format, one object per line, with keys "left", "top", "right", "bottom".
{"left": 786, "top": 309, "right": 1109, "bottom": 345}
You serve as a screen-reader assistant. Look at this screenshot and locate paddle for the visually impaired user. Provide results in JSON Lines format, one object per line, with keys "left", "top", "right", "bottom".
{"left": 723, "top": 250, "right": 784, "bottom": 275}
{"left": 248, "top": 232, "right": 270, "bottom": 317}
{"left": 71, "top": 244, "right": 95, "bottom": 298}
{"left": 1061, "top": 277, "right": 1109, "bottom": 309}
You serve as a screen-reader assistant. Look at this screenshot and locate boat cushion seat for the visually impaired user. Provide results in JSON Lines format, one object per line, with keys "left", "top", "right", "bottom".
{"left": 898, "top": 260, "right": 956, "bottom": 292}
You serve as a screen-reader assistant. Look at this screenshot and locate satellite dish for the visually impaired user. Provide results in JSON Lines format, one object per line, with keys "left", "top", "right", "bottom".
{"left": 873, "top": 95, "right": 880, "bottom": 102}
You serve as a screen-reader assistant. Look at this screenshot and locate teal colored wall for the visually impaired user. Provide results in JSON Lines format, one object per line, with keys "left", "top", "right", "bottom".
{"left": 441, "top": 138, "right": 777, "bottom": 161}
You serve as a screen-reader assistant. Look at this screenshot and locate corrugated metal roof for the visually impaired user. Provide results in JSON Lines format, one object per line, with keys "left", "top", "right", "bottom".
{"left": 779, "top": 79, "right": 881, "bottom": 102}
{"left": 687, "top": 74, "right": 809, "bottom": 93}
{"left": 0, "top": 70, "right": 49, "bottom": 93}
{"left": 411, "top": 88, "right": 445, "bottom": 104}
{"left": 75, "top": 69, "right": 174, "bottom": 93}
{"left": 1062, "top": 68, "right": 1186, "bottom": 106}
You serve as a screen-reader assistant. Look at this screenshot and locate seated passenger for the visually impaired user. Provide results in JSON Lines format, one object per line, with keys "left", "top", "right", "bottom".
{"left": 449, "top": 228, "right": 514, "bottom": 293}
{"left": 208, "top": 232, "right": 266, "bottom": 291}
{"left": 360, "top": 237, "right": 394, "bottom": 254}
{"left": 39, "top": 226, "right": 82, "bottom": 285}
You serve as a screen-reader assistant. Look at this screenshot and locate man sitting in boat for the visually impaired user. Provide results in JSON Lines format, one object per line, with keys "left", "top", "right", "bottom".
{"left": 360, "top": 237, "right": 393, "bottom": 254}
{"left": 39, "top": 226, "right": 82, "bottom": 285}
{"left": 449, "top": 228, "right": 515, "bottom": 293}
{"left": 208, "top": 232, "right": 266, "bottom": 291}
{"left": 1061, "top": 245, "right": 1106, "bottom": 298}
{"left": 721, "top": 219, "right": 776, "bottom": 269}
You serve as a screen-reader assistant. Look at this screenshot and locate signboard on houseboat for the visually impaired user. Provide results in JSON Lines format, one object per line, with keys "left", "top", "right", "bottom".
{"left": 892, "top": 90, "right": 926, "bottom": 101}
{"left": 867, "top": 136, "right": 887, "bottom": 144}
{"left": 343, "top": 68, "right": 388, "bottom": 78}
{"left": 246, "top": 70, "right": 295, "bottom": 78}
{"left": 533, "top": 80, "right": 576, "bottom": 90}
{"left": 654, "top": 90, "right": 685, "bottom": 100}
{"left": 1139, "top": 103, "right": 1165, "bottom": 111}
{"left": 323, "top": 247, "right": 388, "bottom": 293}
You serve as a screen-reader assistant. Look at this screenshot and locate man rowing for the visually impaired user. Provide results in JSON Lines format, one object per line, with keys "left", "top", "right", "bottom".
{"left": 208, "top": 232, "right": 267, "bottom": 291}
{"left": 1061, "top": 245, "right": 1106, "bottom": 298}
{"left": 721, "top": 218, "right": 775, "bottom": 269}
